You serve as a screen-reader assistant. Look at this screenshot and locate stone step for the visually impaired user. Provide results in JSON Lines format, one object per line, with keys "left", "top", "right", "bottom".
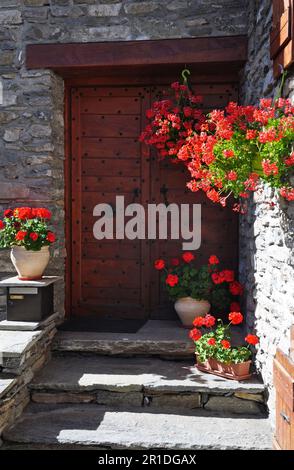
{"left": 0, "top": 326, "right": 56, "bottom": 375}
{"left": 52, "top": 320, "right": 195, "bottom": 359}
{"left": 3, "top": 403, "right": 272, "bottom": 450}
{"left": 29, "top": 355, "right": 267, "bottom": 415}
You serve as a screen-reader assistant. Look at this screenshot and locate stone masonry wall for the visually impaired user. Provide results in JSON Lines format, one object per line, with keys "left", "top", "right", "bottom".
{"left": 0, "top": 1, "right": 248, "bottom": 314}
{"left": 240, "top": 0, "right": 294, "bottom": 425}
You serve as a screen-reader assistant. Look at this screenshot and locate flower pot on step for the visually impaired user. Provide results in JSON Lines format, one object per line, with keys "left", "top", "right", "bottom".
{"left": 195, "top": 355, "right": 252, "bottom": 381}
{"left": 229, "top": 360, "right": 251, "bottom": 377}
{"left": 10, "top": 245, "right": 50, "bottom": 280}
{"left": 174, "top": 297, "right": 210, "bottom": 328}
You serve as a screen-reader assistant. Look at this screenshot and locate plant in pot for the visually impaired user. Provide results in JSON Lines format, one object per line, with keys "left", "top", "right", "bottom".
{"left": 141, "top": 71, "right": 294, "bottom": 212}
{"left": 0, "top": 207, "right": 56, "bottom": 280}
{"left": 154, "top": 253, "right": 242, "bottom": 327}
{"left": 190, "top": 311, "right": 259, "bottom": 380}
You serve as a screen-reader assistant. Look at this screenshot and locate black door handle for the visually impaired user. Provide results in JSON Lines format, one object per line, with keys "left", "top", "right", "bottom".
{"left": 160, "top": 184, "right": 169, "bottom": 206}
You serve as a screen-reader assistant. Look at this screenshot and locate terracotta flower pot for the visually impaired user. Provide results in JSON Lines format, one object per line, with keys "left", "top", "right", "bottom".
{"left": 174, "top": 297, "right": 210, "bottom": 328}
{"left": 229, "top": 361, "right": 251, "bottom": 377}
{"left": 10, "top": 245, "right": 50, "bottom": 280}
{"left": 217, "top": 362, "right": 231, "bottom": 374}
{"left": 195, "top": 355, "right": 252, "bottom": 381}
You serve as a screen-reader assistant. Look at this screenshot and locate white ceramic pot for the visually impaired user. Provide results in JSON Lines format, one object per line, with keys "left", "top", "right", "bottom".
{"left": 10, "top": 246, "right": 50, "bottom": 280}
{"left": 174, "top": 297, "right": 210, "bottom": 328}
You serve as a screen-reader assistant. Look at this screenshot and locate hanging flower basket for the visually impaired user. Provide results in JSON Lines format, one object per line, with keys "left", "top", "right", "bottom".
{"left": 140, "top": 71, "right": 294, "bottom": 212}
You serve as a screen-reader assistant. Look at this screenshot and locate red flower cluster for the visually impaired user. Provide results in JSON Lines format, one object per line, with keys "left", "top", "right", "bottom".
{"left": 228, "top": 311, "right": 243, "bottom": 325}
{"left": 212, "top": 270, "right": 235, "bottom": 285}
{"left": 280, "top": 186, "right": 294, "bottom": 201}
{"left": 12, "top": 207, "right": 52, "bottom": 220}
{"left": 16, "top": 231, "right": 27, "bottom": 241}
{"left": 165, "top": 274, "right": 179, "bottom": 287}
{"left": 189, "top": 328, "right": 202, "bottom": 341}
{"left": 182, "top": 251, "right": 195, "bottom": 263}
{"left": 245, "top": 334, "right": 259, "bottom": 345}
{"left": 208, "top": 255, "right": 219, "bottom": 265}
{"left": 193, "top": 314, "right": 216, "bottom": 328}
{"left": 229, "top": 281, "right": 244, "bottom": 296}
{"left": 140, "top": 82, "right": 205, "bottom": 161}
{"left": 154, "top": 259, "right": 165, "bottom": 270}
{"left": 207, "top": 338, "right": 216, "bottom": 346}
{"left": 262, "top": 159, "right": 279, "bottom": 176}
{"left": 142, "top": 85, "right": 294, "bottom": 208}
{"left": 0, "top": 206, "right": 56, "bottom": 250}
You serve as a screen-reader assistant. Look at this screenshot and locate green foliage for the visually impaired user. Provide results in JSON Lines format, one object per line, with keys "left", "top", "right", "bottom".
{"left": 0, "top": 214, "right": 55, "bottom": 251}
{"left": 194, "top": 319, "right": 252, "bottom": 364}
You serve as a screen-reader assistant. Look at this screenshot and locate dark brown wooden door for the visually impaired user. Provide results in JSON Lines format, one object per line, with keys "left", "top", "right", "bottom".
{"left": 71, "top": 86, "right": 151, "bottom": 318}
{"left": 70, "top": 82, "right": 239, "bottom": 319}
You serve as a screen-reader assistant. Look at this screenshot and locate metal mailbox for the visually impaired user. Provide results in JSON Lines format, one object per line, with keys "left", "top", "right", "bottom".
{"left": 0, "top": 276, "right": 61, "bottom": 323}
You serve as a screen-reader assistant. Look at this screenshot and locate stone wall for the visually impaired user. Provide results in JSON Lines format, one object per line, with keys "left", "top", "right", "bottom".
{"left": 240, "top": 0, "right": 294, "bottom": 425}
{"left": 0, "top": 0, "right": 248, "bottom": 314}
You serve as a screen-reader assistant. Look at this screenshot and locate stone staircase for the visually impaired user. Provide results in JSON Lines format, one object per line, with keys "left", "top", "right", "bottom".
{"left": 1, "top": 321, "right": 273, "bottom": 450}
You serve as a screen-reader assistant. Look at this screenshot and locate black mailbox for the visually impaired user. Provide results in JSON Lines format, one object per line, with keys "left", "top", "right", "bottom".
{"left": 0, "top": 276, "right": 60, "bottom": 323}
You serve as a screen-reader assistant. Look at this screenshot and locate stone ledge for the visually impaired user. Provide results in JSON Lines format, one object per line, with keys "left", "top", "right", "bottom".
{"left": 29, "top": 355, "right": 266, "bottom": 414}
{"left": 3, "top": 403, "right": 272, "bottom": 450}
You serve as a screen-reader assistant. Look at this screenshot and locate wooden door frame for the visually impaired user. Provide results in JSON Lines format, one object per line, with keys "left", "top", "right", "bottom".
{"left": 64, "top": 73, "right": 241, "bottom": 317}
{"left": 27, "top": 37, "right": 247, "bottom": 316}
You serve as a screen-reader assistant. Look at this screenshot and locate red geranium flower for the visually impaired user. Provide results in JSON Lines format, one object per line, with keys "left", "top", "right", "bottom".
{"left": 13, "top": 207, "right": 33, "bottom": 220}
{"left": 46, "top": 232, "right": 56, "bottom": 243}
{"left": 221, "top": 339, "right": 231, "bottom": 349}
{"left": 221, "top": 270, "right": 234, "bottom": 282}
{"left": 29, "top": 232, "right": 39, "bottom": 241}
{"left": 245, "top": 334, "right": 259, "bottom": 345}
{"left": 32, "top": 208, "right": 52, "bottom": 219}
{"left": 154, "top": 259, "right": 165, "bottom": 270}
{"left": 189, "top": 328, "right": 202, "bottom": 341}
{"left": 223, "top": 149, "right": 234, "bottom": 158}
{"left": 207, "top": 338, "right": 216, "bottom": 346}
{"left": 4, "top": 209, "right": 13, "bottom": 218}
{"left": 203, "top": 314, "right": 216, "bottom": 328}
{"left": 16, "top": 231, "right": 27, "bottom": 241}
{"left": 193, "top": 316, "right": 204, "bottom": 327}
{"left": 229, "top": 281, "right": 244, "bottom": 296}
{"left": 211, "top": 273, "right": 222, "bottom": 284}
{"left": 228, "top": 311, "right": 243, "bottom": 325}
{"left": 182, "top": 251, "right": 195, "bottom": 263}
{"left": 208, "top": 255, "right": 219, "bottom": 265}
{"left": 171, "top": 258, "right": 180, "bottom": 266}
{"left": 165, "top": 274, "right": 179, "bottom": 287}
{"left": 0, "top": 220, "right": 5, "bottom": 230}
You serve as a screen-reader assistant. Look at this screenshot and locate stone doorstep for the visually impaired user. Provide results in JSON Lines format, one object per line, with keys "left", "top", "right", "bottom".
{"left": 52, "top": 321, "right": 246, "bottom": 359}
{"left": 2, "top": 403, "right": 272, "bottom": 450}
{"left": 29, "top": 355, "right": 266, "bottom": 414}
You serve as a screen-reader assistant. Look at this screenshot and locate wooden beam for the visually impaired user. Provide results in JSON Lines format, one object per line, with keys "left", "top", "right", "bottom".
{"left": 26, "top": 36, "right": 247, "bottom": 71}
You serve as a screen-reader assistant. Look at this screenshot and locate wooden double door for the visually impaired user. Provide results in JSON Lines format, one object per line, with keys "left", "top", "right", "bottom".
{"left": 69, "top": 82, "right": 238, "bottom": 319}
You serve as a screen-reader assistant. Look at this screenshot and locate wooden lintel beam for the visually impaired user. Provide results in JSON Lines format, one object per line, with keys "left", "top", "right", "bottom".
{"left": 26, "top": 36, "right": 248, "bottom": 71}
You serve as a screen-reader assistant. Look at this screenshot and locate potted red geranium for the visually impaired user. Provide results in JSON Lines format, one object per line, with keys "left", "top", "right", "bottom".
{"left": 190, "top": 311, "right": 259, "bottom": 380}
{"left": 0, "top": 207, "right": 56, "bottom": 280}
{"left": 154, "top": 252, "right": 243, "bottom": 327}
